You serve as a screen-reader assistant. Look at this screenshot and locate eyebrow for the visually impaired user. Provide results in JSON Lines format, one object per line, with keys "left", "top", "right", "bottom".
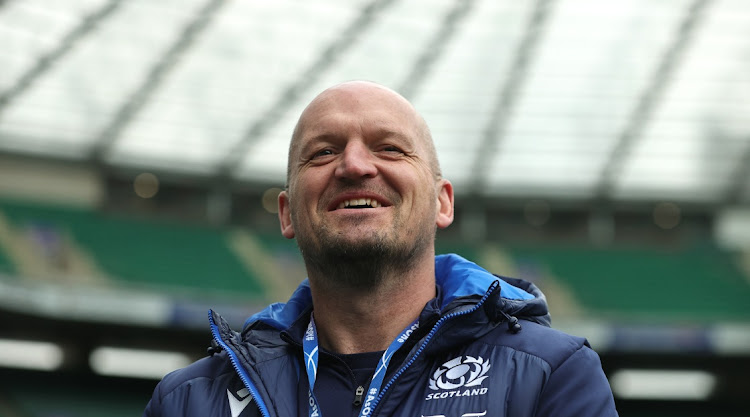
{"left": 372, "top": 127, "right": 413, "bottom": 142}
{"left": 296, "top": 126, "right": 416, "bottom": 157}
{"left": 296, "top": 133, "right": 340, "bottom": 156}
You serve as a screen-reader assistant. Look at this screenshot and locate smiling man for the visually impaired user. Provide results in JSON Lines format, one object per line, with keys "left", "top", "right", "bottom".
{"left": 277, "top": 82, "right": 454, "bottom": 357}
{"left": 144, "top": 81, "right": 618, "bottom": 417}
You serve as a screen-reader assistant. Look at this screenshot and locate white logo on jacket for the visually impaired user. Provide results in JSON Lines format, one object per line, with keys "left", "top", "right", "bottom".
{"left": 227, "top": 388, "right": 252, "bottom": 417}
{"left": 425, "top": 356, "right": 490, "bottom": 401}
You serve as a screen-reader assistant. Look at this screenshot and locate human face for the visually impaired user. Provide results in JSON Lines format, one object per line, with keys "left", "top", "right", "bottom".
{"left": 278, "top": 83, "right": 453, "bottom": 271}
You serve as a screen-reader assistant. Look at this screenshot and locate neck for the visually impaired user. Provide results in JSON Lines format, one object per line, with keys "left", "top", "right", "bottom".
{"left": 308, "top": 252, "right": 436, "bottom": 354}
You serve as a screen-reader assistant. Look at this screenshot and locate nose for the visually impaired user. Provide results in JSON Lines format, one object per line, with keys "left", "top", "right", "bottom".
{"left": 334, "top": 141, "right": 378, "bottom": 181}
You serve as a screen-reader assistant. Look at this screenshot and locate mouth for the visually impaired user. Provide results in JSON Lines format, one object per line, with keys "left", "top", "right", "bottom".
{"left": 329, "top": 194, "right": 391, "bottom": 211}
{"left": 337, "top": 198, "right": 382, "bottom": 209}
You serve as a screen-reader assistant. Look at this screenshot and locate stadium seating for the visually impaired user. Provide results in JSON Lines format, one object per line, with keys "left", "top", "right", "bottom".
{"left": 507, "top": 244, "right": 750, "bottom": 321}
{"left": 0, "top": 198, "right": 267, "bottom": 300}
{"left": 1, "top": 198, "right": 749, "bottom": 322}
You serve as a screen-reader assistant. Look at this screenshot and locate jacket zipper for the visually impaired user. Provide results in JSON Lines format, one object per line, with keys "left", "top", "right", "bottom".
{"left": 209, "top": 310, "right": 272, "bottom": 417}
{"left": 282, "top": 333, "right": 367, "bottom": 409}
{"left": 369, "top": 281, "right": 500, "bottom": 416}
{"left": 354, "top": 385, "right": 365, "bottom": 407}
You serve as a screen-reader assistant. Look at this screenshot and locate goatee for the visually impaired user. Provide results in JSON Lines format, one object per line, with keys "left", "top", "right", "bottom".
{"left": 297, "top": 224, "right": 433, "bottom": 292}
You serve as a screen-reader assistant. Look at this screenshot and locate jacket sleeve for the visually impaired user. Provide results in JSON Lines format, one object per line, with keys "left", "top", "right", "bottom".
{"left": 535, "top": 344, "right": 618, "bottom": 417}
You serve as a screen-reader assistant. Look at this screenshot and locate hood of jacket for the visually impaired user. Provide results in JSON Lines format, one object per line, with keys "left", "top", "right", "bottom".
{"left": 244, "top": 253, "right": 551, "bottom": 333}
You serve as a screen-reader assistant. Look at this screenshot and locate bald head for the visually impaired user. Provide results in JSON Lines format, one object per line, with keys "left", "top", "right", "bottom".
{"left": 286, "top": 81, "right": 441, "bottom": 188}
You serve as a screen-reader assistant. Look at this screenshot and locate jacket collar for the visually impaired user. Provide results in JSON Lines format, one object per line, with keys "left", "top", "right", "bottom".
{"left": 244, "top": 253, "right": 548, "bottom": 332}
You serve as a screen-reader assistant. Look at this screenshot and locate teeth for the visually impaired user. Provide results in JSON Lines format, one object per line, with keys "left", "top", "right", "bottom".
{"left": 337, "top": 198, "right": 382, "bottom": 209}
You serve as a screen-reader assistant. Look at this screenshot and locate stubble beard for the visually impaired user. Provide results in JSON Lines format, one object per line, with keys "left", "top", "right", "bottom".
{"left": 295, "top": 213, "right": 435, "bottom": 292}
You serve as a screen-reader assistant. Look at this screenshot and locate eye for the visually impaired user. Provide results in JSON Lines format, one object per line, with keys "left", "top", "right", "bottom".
{"left": 381, "top": 145, "right": 404, "bottom": 154}
{"left": 311, "top": 148, "right": 334, "bottom": 159}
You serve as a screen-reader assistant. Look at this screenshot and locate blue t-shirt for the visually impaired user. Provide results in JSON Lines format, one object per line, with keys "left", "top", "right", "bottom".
{"left": 297, "top": 349, "right": 383, "bottom": 417}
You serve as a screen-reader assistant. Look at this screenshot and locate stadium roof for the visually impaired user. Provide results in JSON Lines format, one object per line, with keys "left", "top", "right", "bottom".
{"left": 1, "top": 0, "right": 749, "bottom": 205}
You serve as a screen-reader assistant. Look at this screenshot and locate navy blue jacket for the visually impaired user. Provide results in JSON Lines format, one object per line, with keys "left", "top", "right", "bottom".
{"left": 144, "top": 254, "right": 618, "bottom": 416}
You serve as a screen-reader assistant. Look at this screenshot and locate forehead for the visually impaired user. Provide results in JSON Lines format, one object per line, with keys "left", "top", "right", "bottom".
{"left": 295, "top": 84, "right": 424, "bottom": 145}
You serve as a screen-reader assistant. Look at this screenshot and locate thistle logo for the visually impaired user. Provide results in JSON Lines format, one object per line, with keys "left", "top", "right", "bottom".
{"left": 425, "top": 356, "right": 490, "bottom": 401}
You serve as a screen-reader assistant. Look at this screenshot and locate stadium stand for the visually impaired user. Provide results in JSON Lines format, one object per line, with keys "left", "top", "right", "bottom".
{"left": 0, "top": 198, "right": 267, "bottom": 300}
{"left": 434, "top": 241, "right": 750, "bottom": 322}
{"left": 507, "top": 244, "right": 750, "bottom": 322}
{"left": 1, "top": 198, "right": 749, "bottom": 322}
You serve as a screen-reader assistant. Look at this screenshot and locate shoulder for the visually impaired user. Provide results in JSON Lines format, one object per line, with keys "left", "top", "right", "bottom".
{"left": 153, "top": 352, "right": 235, "bottom": 400}
{"left": 477, "top": 319, "right": 592, "bottom": 371}
{"left": 145, "top": 352, "right": 241, "bottom": 416}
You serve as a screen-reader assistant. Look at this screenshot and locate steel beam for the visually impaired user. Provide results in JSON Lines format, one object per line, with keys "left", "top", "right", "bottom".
{"left": 467, "top": 0, "right": 553, "bottom": 194}
{"left": 0, "top": 0, "right": 123, "bottom": 115}
{"left": 217, "top": 0, "right": 398, "bottom": 178}
{"left": 595, "top": 0, "right": 712, "bottom": 199}
{"left": 90, "top": 0, "right": 227, "bottom": 161}
{"left": 398, "top": 0, "right": 476, "bottom": 100}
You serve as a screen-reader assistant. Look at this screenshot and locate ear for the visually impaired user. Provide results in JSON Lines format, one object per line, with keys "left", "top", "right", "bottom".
{"left": 278, "top": 190, "right": 295, "bottom": 239}
{"left": 435, "top": 179, "right": 454, "bottom": 229}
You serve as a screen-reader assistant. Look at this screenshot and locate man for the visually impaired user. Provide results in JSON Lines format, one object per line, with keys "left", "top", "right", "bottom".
{"left": 144, "top": 81, "right": 618, "bottom": 416}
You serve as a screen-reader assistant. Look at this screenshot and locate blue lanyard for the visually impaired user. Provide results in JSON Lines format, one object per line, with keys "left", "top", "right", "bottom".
{"left": 302, "top": 313, "right": 419, "bottom": 417}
